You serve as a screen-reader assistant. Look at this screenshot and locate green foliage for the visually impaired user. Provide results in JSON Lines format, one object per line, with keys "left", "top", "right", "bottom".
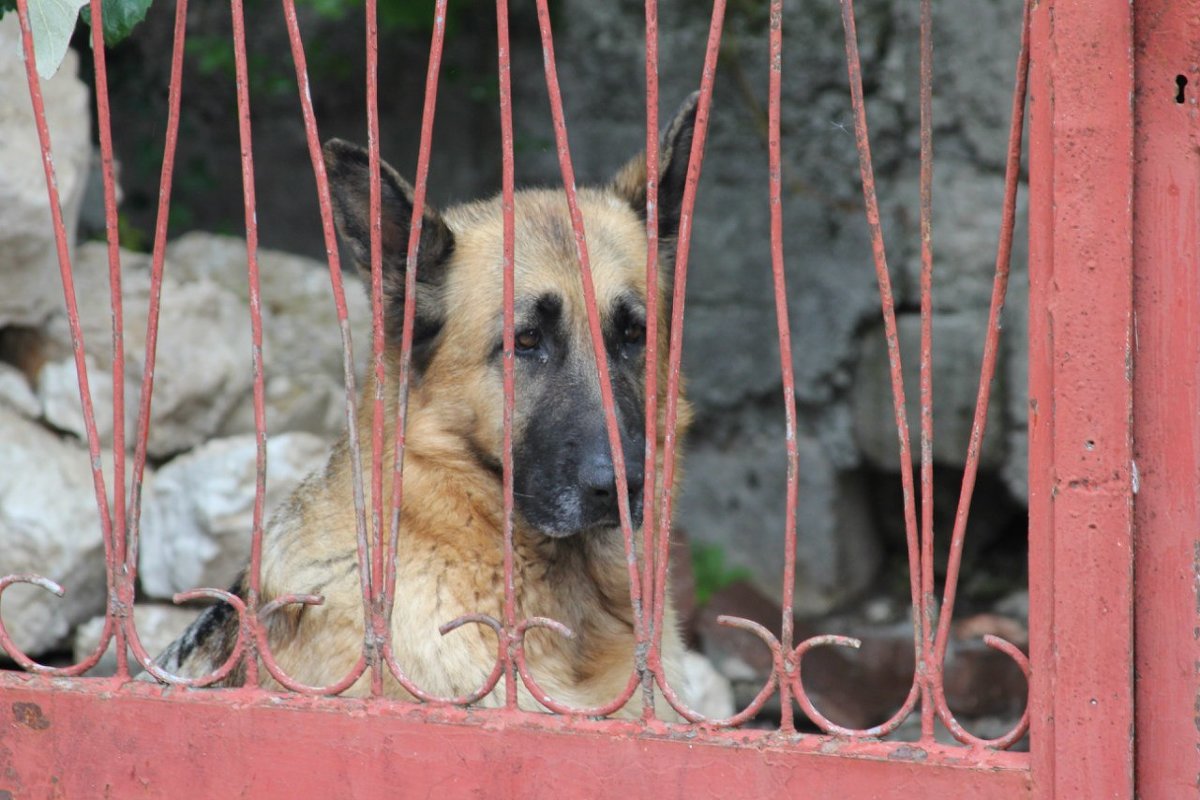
{"left": 295, "top": 0, "right": 467, "bottom": 34}
{"left": 184, "top": 34, "right": 297, "bottom": 99}
{"left": 80, "top": 0, "right": 152, "bottom": 46}
{"left": 184, "top": 34, "right": 237, "bottom": 77}
{"left": 116, "top": 212, "right": 150, "bottom": 252}
{"left": 0, "top": 0, "right": 149, "bottom": 78}
{"left": 691, "top": 543, "right": 753, "bottom": 608}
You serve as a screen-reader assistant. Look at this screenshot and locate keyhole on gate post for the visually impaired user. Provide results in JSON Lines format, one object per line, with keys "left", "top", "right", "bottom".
{"left": 1175, "top": 74, "right": 1188, "bottom": 104}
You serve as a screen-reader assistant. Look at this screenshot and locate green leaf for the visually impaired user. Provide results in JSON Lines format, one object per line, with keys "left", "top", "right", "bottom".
{"left": 691, "top": 543, "right": 753, "bottom": 607}
{"left": 28, "top": 0, "right": 87, "bottom": 79}
{"left": 80, "top": 0, "right": 152, "bottom": 46}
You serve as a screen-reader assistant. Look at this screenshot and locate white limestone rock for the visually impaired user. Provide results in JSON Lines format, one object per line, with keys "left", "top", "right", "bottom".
{"left": 138, "top": 432, "right": 330, "bottom": 600}
{"left": 0, "top": 406, "right": 128, "bottom": 657}
{"left": 0, "top": 16, "right": 91, "bottom": 328}
{"left": 44, "top": 242, "right": 254, "bottom": 458}
{"left": 37, "top": 353, "right": 141, "bottom": 449}
{"left": 165, "top": 232, "right": 370, "bottom": 439}
{"left": 0, "top": 362, "right": 40, "bottom": 419}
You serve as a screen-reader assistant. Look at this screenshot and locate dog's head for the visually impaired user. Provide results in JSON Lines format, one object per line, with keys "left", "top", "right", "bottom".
{"left": 324, "top": 94, "right": 699, "bottom": 538}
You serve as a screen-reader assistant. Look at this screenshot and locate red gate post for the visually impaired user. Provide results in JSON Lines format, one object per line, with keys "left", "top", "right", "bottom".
{"left": 1028, "top": 1, "right": 1136, "bottom": 799}
{"left": 1132, "top": 1, "right": 1200, "bottom": 796}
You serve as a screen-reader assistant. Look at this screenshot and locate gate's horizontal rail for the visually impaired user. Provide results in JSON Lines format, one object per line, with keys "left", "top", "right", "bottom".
{"left": 0, "top": 677, "right": 1030, "bottom": 799}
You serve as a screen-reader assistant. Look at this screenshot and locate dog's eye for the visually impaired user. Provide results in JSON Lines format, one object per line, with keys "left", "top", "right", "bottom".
{"left": 515, "top": 328, "right": 542, "bottom": 351}
{"left": 623, "top": 322, "right": 646, "bottom": 346}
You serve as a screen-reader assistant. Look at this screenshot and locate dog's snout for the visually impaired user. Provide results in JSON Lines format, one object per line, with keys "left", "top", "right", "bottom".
{"left": 579, "top": 452, "right": 617, "bottom": 501}
{"left": 578, "top": 442, "right": 645, "bottom": 522}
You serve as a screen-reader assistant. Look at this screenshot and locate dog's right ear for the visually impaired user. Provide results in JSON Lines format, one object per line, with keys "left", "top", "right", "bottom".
{"left": 322, "top": 139, "right": 454, "bottom": 346}
{"left": 610, "top": 91, "right": 701, "bottom": 242}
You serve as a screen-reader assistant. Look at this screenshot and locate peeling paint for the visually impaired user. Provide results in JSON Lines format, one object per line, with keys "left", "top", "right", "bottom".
{"left": 888, "top": 744, "right": 929, "bottom": 762}
{"left": 11, "top": 702, "right": 49, "bottom": 731}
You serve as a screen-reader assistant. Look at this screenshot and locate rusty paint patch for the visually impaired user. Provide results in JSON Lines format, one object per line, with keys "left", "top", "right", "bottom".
{"left": 12, "top": 702, "right": 49, "bottom": 731}
{"left": 887, "top": 744, "right": 928, "bottom": 762}
{"left": 1194, "top": 660, "right": 1200, "bottom": 735}
{"left": 1193, "top": 540, "right": 1200, "bottom": 617}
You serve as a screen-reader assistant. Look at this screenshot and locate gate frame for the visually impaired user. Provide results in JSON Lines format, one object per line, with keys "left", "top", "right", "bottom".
{"left": 3, "top": 1, "right": 1198, "bottom": 797}
{"left": 1130, "top": 0, "right": 1200, "bottom": 797}
{"left": 1027, "top": 0, "right": 1136, "bottom": 797}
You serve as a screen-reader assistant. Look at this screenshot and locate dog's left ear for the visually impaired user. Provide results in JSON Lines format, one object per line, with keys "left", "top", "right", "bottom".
{"left": 610, "top": 91, "right": 701, "bottom": 242}
{"left": 322, "top": 139, "right": 454, "bottom": 348}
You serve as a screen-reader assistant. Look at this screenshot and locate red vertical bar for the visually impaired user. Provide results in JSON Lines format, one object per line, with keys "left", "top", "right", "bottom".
{"left": 1132, "top": 1, "right": 1200, "bottom": 796}
{"left": 84, "top": 0, "right": 132, "bottom": 678}
{"left": 365, "top": 0, "right": 386, "bottom": 695}
{"left": 532, "top": 0, "right": 644, "bottom": 624}
{"left": 267, "top": 0, "right": 372, "bottom": 697}
{"left": 916, "top": 0, "right": 935, "bottom": 743}
{"left": 764, "top": 0, "right": 798, "bottom": 735}
{"left": 495, "top": 0, "right": 518, "bottom": 710}
{"left": 639, "top": 0, "right": 660, "bottom": 719}
{"left": 385, "top": 0, "right": 449, "bottom": 637}
{"left": 1028, "top": 1, "right": 1135, "bottom": 798}
{"left": 229, "top": 0, "right": 266, "bottom": 689}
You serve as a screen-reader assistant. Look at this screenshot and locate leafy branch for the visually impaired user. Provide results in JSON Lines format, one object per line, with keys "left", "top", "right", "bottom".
{"left": 2, "top": 0, "right": 151, "bottom": 78}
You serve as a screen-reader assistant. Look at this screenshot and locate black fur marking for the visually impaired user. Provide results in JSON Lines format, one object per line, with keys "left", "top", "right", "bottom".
{"left": 175, "top": 600, "right": 235, "bottom": 666}
{"left": 618, "top": 92, "right": 700, "bottom": 242}
{"left": 314, "top": 553, "right": 356, "bottom": 569}
{"left": 322, "top": 138, "right": 456, "bottom": 359}
{"left": 656, "top": 93, "right": 700, "bottom": 242}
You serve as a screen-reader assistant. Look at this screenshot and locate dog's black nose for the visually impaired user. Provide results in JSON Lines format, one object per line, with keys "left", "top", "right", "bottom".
{"left": 579, "top": 451, "right": 644, "bottom": 512}
{"left": 579, "top": 453, "right": 617, "bottom": 502}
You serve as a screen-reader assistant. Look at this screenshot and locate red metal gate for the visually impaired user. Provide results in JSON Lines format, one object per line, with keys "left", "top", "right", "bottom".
{"left": 1, "top": 0, "right": 1196, "bottom": 797}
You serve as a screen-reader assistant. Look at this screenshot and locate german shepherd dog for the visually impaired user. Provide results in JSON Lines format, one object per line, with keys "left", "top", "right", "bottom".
{"left": 148, "top": 95, "right": 699, "bottom": 718}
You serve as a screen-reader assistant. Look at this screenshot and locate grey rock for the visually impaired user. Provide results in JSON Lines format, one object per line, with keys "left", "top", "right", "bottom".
{"left": 46, "top": 235, "right": 369, "bottom": 456}
{"left": 1001, "top": 217, "right": 1030, "bottom": 503}
{"left": 994, "top": 589, "right": 1029, "bottom": 623}
{"left": 138, "top": 432, "right": 331, "bottom": 600}
{"left": 852, "top": 312, "right": 1007, "bottom": 472}
{"left": 0, "top": 16, "right": 90, "bottom": 329}
{"left": 678, "top": 422, "right": 880, "bottom": 616}
{"left": 891, "top": 165, "right": 1024, "bottom": 314}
